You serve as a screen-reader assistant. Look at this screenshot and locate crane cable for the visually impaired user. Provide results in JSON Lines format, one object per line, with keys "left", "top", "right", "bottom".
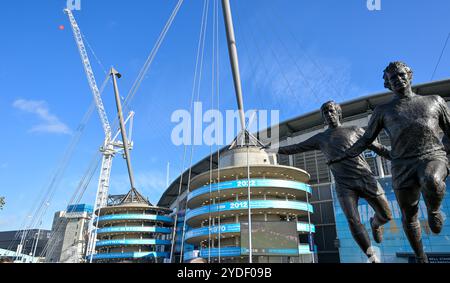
{"left": 169, "top": 0, "right": 210, "bottom": 263}
{"left": 14, "top": 0, "right": 183, "bottom": 260}
{"left": 431, "top": 32, "right": 450, "bottom": 81}
{"left": 37, "top": 76, "right": 110, "bottom": 260}
{"left": 168, "top": 0, "right": 210, "bottom": 263}
{"left": 11, "top": 75, "right": 109, "bottom": 259}
{"left": 40, "top": 150, "right": 101, "bottom": 259}
{"left": 122, "top": 0, "right": 184, "bottom": 115}
{"left": 207, "top": 0, "right": 221, "bottom": 263}
{"left": 231, "top": 5, "right": 285, "bottom": 114}
{"left": 78, "top": 1, "right": 184, "bottom": 262}
{"left": 180, "top": 0, "right": 210, "bottom": 262}
{"left": 31, "top": 79, "right": 105, "bottom": 260}
{"left": 214, "top": 0, "right": 222, "bottom": 262}
{"left": 207, "top": 0, "right": 218, "bottom": 263}
{"left": 266, "top": 4, "right": 347, "bottom": 103}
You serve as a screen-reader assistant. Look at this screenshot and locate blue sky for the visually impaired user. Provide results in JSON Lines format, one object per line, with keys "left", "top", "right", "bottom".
{"left": 1, "top": 0, "right": 450, "bottom": 232}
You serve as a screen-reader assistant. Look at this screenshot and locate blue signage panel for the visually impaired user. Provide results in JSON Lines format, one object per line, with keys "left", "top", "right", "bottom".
{"left": 240, "top": 247, "right": 299, "bottom": 255}
{"left": 185, "top": 223, "right": 241, "bottom": 239}
{"left": 298, "top": 244, "right": 313, "bottom": 254}
{"left": 97, "top": 226, "right": 172, "bottom": 234}
{"left": 185, "top": 222, "right": 315, "bottom": 240}
{"left": 188, "top": 179, "right": 311, "bottom": 201}
{"left": 186, "top": 200, "right": 313, "bottom": 220}
{"left": 67, "top": 204, "right": 93, "bottom": 213}
{"left": 96, "top": 239, "right": 171, "bottom": 247}
{"left": 297, "top": 222, "right": 316, "bottom": 233}
{"left": 195, "top": 244, "right": 312, "bottom": 258}
{"left": 91, "top": 251, "right": 169, "bottom": 260}
{"left": 95, "top": 214, "right": 173, "bottom": 223}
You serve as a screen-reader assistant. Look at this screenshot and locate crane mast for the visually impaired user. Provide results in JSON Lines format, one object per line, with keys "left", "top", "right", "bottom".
{"left": 64, "top": 8, "right": 135, "bottom": 261}
{"left": 64, "top": 9, "right": 112, "bottom": 140}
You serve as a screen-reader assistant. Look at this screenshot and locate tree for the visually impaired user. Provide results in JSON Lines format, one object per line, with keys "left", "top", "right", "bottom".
{"left": 0, "top": 197, "right": 5, "bottom": 210}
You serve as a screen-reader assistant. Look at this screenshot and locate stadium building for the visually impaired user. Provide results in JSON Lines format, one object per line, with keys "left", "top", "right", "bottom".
{"left": 46, "top": 204, "right": 93, "bottom": 263}
{"left": 0, "top": 229, "right": 51, "bottom": 263}
{"left": 158, "top": 79, "right": 450, "bottom": 263}
{"left": 90, "top": 189, "right": 173, "bottom": 263}
{"left": 180, "top": 137, "right": 315, "bottom": 263}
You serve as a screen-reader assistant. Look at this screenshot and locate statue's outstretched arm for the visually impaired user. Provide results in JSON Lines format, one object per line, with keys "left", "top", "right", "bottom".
{"left": 345, "top": 110, "right": 384, "bottom": 158}
{"left": 277, "top": 135, "right": 320, "bottom": 155}
{"left": 368, "top": 142, "right": 391, "bottom": 160}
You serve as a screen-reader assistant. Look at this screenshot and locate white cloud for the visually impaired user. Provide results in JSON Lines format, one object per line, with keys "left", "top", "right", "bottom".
{"left": 13, "top": 99, "right": 72, "bottom": 135}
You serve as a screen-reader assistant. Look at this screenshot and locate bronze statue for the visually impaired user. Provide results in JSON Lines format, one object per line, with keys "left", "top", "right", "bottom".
{"left": 331, "top": 61, "right": 450, "bottom": 263}
{"left": 268, "top": 101, "right": 393, "bottom": 263}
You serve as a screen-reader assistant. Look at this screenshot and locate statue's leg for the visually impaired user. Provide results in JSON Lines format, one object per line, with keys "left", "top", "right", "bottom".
{"left": 418, "top": 159, "right": 447, "bottom": 234}
{"left": 367, "top": 194, "right": 393, "bottom": 226}
{"left": 394, "top": 186, "right": 427, "bottom": 262}
{"left": 337, "top": 192, "right": 373, "bottom": 259}
{"left": 366, "top": 194, "right": 393, "bottom": 243}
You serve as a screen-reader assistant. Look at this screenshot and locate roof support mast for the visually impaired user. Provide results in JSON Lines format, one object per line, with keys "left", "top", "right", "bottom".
{"left": 221, "top": 0, "right": 246, "bottom": 132}
{"left": 110, "top": 68, "right": 136, "bottom": 191}
{"left": 221, "top": 0, "right": 253, "bottom": 263}
{"left": 64, "top": 8, "right": 135, "bottom": 262}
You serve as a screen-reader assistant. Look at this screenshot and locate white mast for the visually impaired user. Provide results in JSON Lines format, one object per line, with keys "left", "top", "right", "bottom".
{"left": 221, "top": 0, "right": 246, "bottom": 133}
{"left": 64, "top": 9, "right": 135, "bottom": 262}
{"left": 221, "top": 0, "right": 253, "bottom": 263}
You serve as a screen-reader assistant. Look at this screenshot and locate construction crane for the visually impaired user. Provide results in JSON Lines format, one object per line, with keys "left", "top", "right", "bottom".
{"left": 64, "top": 8, "right": 135, "bottom": 261}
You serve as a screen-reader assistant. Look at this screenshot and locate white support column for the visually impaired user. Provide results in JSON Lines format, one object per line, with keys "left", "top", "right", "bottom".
{"left": 375, "top": 155, "right": 385, "bottom": 178}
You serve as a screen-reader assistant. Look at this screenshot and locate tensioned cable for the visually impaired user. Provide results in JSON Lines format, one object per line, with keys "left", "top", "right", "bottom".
{"left": 35, "top": 79, "right": 106, "bottom": 260}
{"left": 179, "top": 0, "right": 211, "bottom": 263}
{"left": 169, "top": 0, "right": 209, "bottom": 263}
{"left": 122, "top": 0, "right": 184, "bottom": 116}
{"left": 207, "top": 0, "right": 217, "bottom": 262}
{"left": 82, "top": 33, "right": 108, "bottom": 76}
{"left": 257, "top": 5, "right": 323, "bottom": 105}
{"left": 28, "top": 1, "right": 182, "bottom": 259}
{"left": 37, "top": 77, "right": 110, "bottom": 260}
{"left": 431, "top": 32, "right": 450, "bottom": 80}
{"left": 8, "top": 64, "right": 100, "bottom": 255}
{"left": 12, "top": 75, "right": 109, "bottom": 259}
{"left": 304, "top": 186, "right": 314, "bottom": 263}
{"left": 246, "top": 131, "right": 252, "bottom": 263}
{"left": 40, "top": 149, "right": 101, "bottom": 259}
{"left": 206, "top": 0, "right": 222, "bottom": 263}
{"left": 214, "top": 0, "right": 222, "bottom": 262}
{"left": 232, "top": 5, "right": 287, "bottom": 115}
{"left": 233, "top": 4, "right": 300, "bottom": 108}
{"left": 91, "top": 1, "right": 185, "bottom": 202}
{"left": 46, "top": 156, "right": 99, "bottom": 259}
{"left": 55, "top": 1, "right": 184, "bottom": 262}
{"left": 267, "top": 4, "right": 347, "bottom": 103}
{"left": 236, "top": 3, "right": 317, "bottom": 108}
{"left": 168, "top": 0, "right": 207, "bottom": 262}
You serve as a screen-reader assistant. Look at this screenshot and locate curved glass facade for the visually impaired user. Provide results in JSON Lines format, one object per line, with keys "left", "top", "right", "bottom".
{"left": 334, "top": 177, "right": 450, "bottom": 263}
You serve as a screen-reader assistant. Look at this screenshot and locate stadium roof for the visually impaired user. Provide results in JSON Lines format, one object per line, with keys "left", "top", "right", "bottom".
{"left": 158, "top": 78, "right": 450, "bottom": 207}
